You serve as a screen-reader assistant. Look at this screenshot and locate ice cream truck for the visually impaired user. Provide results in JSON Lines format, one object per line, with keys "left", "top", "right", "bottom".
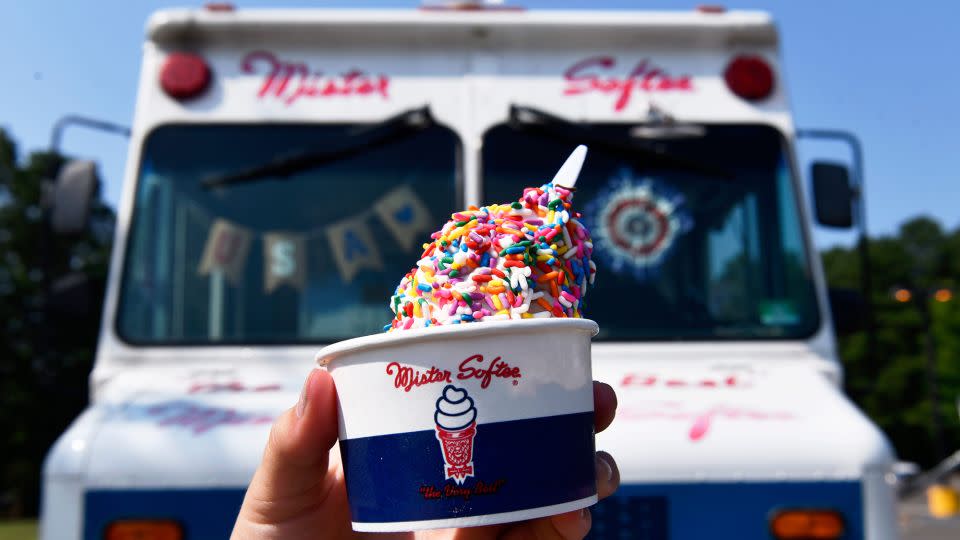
{"left": 41, "top": 3, "right": 899, "bottom": 539}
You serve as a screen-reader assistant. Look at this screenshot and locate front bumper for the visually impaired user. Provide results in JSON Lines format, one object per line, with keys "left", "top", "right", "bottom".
{"left": 82, "top": 481, "right": 865, "bottom": 539}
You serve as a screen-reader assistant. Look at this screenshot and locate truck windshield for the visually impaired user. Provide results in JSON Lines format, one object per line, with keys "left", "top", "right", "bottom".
{"left": 118, "top": 124, "right": 461, "bottom": 344}
{"left": 483, "top": 123, "right": 820, "bottom": 340}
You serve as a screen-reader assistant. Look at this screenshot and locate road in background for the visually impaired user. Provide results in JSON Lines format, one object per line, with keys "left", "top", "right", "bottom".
{"left": 901, "top": 475, "right": 960, "bottom": 540}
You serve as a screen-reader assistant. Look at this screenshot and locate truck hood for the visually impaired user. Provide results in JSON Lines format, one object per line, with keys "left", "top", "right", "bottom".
{"left": 69, "top": 364, "right": 308, "bottom": 489}
{"left": 56, "top": 349, "right": 893, "bottom": 488}
{"left": 593, "top": 352, "right": 895, "bottom": 482}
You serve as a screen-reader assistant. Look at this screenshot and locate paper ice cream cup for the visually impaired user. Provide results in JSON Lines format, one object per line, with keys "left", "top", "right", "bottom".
{"left": 315, "top": 318, "right": 599, "bottom": 532}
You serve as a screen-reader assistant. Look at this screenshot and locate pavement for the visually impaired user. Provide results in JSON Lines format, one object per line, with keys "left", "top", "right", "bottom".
{"left": 899, "top": 477, "right": 960, "bottom": 540}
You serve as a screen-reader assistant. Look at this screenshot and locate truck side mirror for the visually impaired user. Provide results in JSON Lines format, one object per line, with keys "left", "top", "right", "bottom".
{"left": 828, "top": 287, "right": 866, "bottom": 336}
{"left": 811, "top": 162, "right": 854, "bottom": 229}
{"left": 48, "top": 272, "right": 94, "bottom": 319}
{"left": 50, "top": 160, "right": 99, "bottom": 236}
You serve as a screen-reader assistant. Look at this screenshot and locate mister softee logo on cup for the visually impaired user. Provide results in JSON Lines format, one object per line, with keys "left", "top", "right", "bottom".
{"left": 382, "top": 357, "right": 519, "bottom": 488}
{"left": 385, "top": 354, "right": 522, "bottom": 392}
{"left": 434, "top": 385, "right": 478, "bottom": 484}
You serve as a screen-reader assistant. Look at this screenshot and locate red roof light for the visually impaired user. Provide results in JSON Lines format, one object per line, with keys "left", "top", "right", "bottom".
{"left": 160, "top": 53, "right": 211, "bottom": 101}
{"left": 420, "top": 1, "right": 524, "bottom": 11}
{"left": 204, "top": 3, "right": 235, "bottom": 11}
{"left": 696, "top": 5, "right": 727, "bottom": 14}
{"left": 724, "top": 55, "right": 775, "bottom": 101}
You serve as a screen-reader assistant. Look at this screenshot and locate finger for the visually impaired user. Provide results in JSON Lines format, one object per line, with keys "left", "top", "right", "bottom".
{"left": 593, "top": 381, "right": 617, "bottom": 433}
{"left": 595, "top": 450, "right": 620, "bottom": 500}
{"left": 549, "top": 509, "right": 592, "bottom": 540}
{"left": 499, "top": 508, "right": 591, "bottom": 540}
{"left": 236, "top": 368, "right": 340, "bottom": 525}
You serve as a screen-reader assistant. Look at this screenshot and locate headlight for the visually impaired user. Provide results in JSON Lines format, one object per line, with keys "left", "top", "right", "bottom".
{"left": 105, "top": 519, "right": 182, "bottom": 540}
{"left": 770, "top": 509, "right": 844, "bottom": 540}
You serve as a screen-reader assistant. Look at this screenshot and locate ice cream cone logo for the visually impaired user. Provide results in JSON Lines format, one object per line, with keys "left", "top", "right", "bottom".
{"left": 434, "top": 385, "right": 477, "bottom": 484}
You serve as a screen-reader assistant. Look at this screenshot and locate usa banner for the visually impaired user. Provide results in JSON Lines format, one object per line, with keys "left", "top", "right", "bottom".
{"left": 263, "top": 232, "right": 306, "bottom": 293}
{"left": 325, "top": 216, "right": 382, "bottom": 283}
{"left": 373, "top": 185, "right": 433, "bottom": 252}
{"left": 197, "top": 218, "right": 253, "bottom": 285}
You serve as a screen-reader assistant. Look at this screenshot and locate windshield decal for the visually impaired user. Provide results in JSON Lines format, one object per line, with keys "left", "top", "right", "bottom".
{"left": 563, "top": 56, "right": 693, "bottom": 112}
{"left": 241, "top": 50, "right": 390, "bottom": 106}
{"left": 584, "top": 169, "right": 692, "bottom": 280}
{"left": 758, "top": 300, "right": 801, "bottom": 326}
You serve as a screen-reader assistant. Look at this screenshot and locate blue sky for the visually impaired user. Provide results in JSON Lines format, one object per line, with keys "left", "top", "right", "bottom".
{"left": 1, "top": 0, "right": 957, "bottom": 248}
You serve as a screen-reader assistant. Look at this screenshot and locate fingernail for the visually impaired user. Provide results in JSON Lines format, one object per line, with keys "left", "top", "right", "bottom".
{"left": 296, "top": 369, "right": 316, "bottom": 418}
{"left": 596, "top": 453, "right": 613, "bottom": 482}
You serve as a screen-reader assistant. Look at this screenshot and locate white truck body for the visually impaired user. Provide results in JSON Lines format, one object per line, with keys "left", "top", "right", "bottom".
{"left": 42, "top": 7, "right": 898, "bottom": 539}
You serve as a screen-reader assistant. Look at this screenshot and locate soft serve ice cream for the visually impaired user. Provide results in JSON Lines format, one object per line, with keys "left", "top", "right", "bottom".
{"left": 386, "top": 148, "right": 595, "bottom": 331}
{"left": 318, "top": 146, "right": 600, "bottom": 531}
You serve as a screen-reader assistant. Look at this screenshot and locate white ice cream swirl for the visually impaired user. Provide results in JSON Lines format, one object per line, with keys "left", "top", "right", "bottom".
{"left": 435, "top": 385, "right": 477, "bottom": 431}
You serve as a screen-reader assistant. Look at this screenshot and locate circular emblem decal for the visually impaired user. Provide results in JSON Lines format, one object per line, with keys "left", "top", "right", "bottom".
{"left": 585, "top": 169, "right": 692, "bottom": 278}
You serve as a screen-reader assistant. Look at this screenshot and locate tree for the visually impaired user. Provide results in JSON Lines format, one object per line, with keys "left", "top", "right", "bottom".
{"left": 0, "top": 128, "right": 114, "bottom": 516}
{"left": 822, "top": 217, "right": 960, "bottom": 467}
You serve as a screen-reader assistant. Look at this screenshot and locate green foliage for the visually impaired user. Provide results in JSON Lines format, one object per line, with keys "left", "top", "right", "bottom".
{"left": 0, "top": 128, "right": 114, "bottom": 517}
{"left": 0, "top": 519, "right": 38, "bottom": 540}
{"left": 823, "top": 217, "right": 960, "bottom": 467}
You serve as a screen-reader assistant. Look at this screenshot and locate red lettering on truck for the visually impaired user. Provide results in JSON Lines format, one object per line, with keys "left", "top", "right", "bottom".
{"left": 241, "top": 50, "right": 390, "bottom": 106}
{"left": 563, "top": 56, "right": 692, "bottom": 112}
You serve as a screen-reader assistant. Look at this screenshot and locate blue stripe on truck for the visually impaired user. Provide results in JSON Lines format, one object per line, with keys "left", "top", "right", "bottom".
{"left": 83, "top": 472, "right": 862, "bottom": 539}
{"left": 84, "top": 488, "right": 245, "bottom": 540}
{"left": 588, "top": 481, "right": 863, "bottom": 540}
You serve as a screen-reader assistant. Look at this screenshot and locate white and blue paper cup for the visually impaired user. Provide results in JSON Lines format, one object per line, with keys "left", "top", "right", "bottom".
{"left": 315, "top": 318, "right": 599, "bottom": 532}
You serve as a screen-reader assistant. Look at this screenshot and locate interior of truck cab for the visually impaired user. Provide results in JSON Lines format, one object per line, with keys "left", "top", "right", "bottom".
{"left": 117, "top": 121, "right": 818, "bottom": 345}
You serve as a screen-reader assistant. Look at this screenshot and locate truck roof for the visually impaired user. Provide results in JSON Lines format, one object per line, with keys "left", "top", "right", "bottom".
{"left": 147, "top": 8, "right": 777, "bottom": 47}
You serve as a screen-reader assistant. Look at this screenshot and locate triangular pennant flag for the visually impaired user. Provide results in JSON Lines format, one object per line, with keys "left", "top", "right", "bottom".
{"left": 325, "top": 217, "right": 382, "bottom": 283}
{"left": 198, "top": 218, "right": 252, "bottom": 285}
{"left": 263, "top": 232, "right": 307, "bottom": 293}
{"left": 373, "top": 184, "right": 433, "bottom": 252}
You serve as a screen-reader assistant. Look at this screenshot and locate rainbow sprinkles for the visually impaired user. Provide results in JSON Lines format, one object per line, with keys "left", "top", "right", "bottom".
{"left": 386, "top": 180, "right": 596, "bottom": 331}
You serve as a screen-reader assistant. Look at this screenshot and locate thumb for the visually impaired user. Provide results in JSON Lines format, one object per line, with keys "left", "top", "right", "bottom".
{"left": 234, "top": 368, "right": 342, "bottom": 531}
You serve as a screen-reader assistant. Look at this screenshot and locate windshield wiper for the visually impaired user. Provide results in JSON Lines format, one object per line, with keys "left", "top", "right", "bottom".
{"left": 508, "top": 105, "right": 733, "bottom": 181}
{"left": 203, "top": 106, "right": 435, "bottom": 189}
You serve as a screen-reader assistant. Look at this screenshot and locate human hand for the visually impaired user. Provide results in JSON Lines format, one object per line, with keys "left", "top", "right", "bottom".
{"left": 232, "top": 368, "right": 619, "bottom": 539}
